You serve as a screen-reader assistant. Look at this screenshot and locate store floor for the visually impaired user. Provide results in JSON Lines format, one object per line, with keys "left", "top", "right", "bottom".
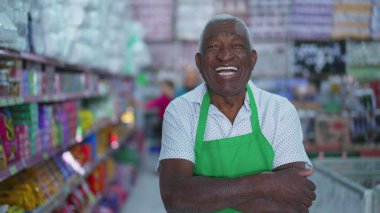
{"left": 121, "top": 152, "right": 166, "bottom": 213}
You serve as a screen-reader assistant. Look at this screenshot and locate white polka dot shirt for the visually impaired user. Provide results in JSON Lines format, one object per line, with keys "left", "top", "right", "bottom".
{"left": 159, "top": 80, "right": 311, "bottom": 169}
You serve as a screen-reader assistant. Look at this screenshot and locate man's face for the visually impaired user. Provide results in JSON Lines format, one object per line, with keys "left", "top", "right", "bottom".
{"left": 195, "top": 20, "right": 257, "bottom": 97}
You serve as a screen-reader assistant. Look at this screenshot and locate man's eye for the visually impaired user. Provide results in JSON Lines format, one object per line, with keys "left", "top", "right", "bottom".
{"left": 233, "top": 44, "right": 245, "bottom": 49}
{"left": 207, "top": 44, "right": 218, "bottom": 49}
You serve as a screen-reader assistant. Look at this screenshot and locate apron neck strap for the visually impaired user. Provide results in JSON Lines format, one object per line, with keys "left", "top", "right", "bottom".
{"left": 195, "top": 87, "right": 210, "bottom": 144}
{"left": 195, "top": 84, "right": 260, "bottom": 143}
{"left": 247, "top": 85, "right": 260, "bottom": 135}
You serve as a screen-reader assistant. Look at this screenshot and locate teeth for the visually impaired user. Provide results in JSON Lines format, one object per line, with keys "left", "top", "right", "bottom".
{"left": 215, "top": 66, "right": 238, "bottom": 72}
{"left": 217, "top": 71, "right": 235, "bottom": 76}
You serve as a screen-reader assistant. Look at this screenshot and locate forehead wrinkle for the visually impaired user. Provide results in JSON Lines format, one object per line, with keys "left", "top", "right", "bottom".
{"left": 205, "top": 32, "right": 247, "bottom": 44}
{"left": 202, "top": 21, "right": 249, "bottom": 49}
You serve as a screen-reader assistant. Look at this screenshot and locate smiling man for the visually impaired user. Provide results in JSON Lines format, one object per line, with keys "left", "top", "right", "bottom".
{"left": 159, "top": 14, "right": 316, "bottom": 213}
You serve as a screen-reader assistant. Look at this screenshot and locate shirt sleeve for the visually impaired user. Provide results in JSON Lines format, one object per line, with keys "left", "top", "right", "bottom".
{"left": 272, "top": 99, "right": 312, "bottom": 169}
{"left": 158, "top": 99, "right": 196, "bottom": 164}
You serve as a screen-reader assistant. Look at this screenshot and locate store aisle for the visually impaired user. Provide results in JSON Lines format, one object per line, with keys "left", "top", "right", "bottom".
{"left": 121, "top": 153, "right": 166, "bottom": 213}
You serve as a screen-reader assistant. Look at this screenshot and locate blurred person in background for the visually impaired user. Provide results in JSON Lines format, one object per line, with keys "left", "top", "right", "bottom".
{"left": 146, "top": 79, "right": 175, "bottom": 140}
{"left": 159, "top": 14, "right": 316, "bottom": 212}
{"left": 174, "top": 65, "right": 201, "bottom": 98}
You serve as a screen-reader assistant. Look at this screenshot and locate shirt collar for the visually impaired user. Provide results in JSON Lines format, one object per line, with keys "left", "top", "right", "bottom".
{"left": 188, "top": 80, "right": 255, "bottom": 111}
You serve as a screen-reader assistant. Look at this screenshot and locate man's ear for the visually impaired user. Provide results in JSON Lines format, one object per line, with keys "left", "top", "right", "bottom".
{"left": 195, "top": 52, "right": 202, "bottom": 73}
{"left": 250, "top": 49, "right": 257, "bottom": 69}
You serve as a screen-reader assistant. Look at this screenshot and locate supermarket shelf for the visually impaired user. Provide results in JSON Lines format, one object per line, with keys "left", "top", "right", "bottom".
{"left": 0, "top": 115, "right": 122, "bottom": 182}
{"left": 0, "top": 91, "right": 108, "bottom": 107}
{"left": 33, "top": 130, "right": 133, "bottom": 213}
{"left": 0, "top": 47, "right": 130, "bottom": 79}
{"left": 84, "top": 194, "right": 103, "bottom": 213}
{"left": 32, "top": 175, "right": 83, "bottom": 213}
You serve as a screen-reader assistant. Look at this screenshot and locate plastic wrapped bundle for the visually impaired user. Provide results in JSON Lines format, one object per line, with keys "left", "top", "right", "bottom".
{"left": 289, "top": 0, "right": 333, "bottom": 40}
{"left": 332, "top": 1, "right": 372, "bottom": 39}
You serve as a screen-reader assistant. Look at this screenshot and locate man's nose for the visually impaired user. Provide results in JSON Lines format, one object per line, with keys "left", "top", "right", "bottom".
{"left": 216, "top": 47, "right": 233, "bottom": 61}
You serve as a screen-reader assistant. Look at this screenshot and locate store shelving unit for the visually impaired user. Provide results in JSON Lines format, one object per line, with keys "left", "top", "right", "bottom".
{"left": 0, "top": 46, "right": 135, "bottom": 212}
{"left": 0, "top": 114, "right": 122, "bottom": 182}
{"left": 0, "top": 91, "right": 109, "bottom": 107}
{"left": 31, "top": 127, "right": 134, "bottom": 213}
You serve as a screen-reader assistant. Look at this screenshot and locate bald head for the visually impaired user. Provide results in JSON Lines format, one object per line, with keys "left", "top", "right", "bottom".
{"left": 198, "top": 14, "right": 253, "bottom": 52}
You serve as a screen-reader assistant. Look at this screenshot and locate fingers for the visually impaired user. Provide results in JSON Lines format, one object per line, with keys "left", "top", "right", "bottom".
{"left": 299, "top": 204, "right": 310, "bottom": 213}
{"left": 305, "top": 179, "right": 316, "bottom": 191}
{"left": 296, "top": 168, "right": 313, "bottom": 177}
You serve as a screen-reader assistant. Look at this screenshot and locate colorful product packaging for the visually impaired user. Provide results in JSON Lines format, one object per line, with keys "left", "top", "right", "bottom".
{"left": 0, "top": 109, "right": 19, "bottom": 164}
{"left": 14, "top": 124, "right": 30, "bottom": 161}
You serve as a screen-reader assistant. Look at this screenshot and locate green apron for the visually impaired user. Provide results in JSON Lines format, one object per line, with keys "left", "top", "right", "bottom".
{"left": 194, "top": 85, "right": 275, "bottom": 213}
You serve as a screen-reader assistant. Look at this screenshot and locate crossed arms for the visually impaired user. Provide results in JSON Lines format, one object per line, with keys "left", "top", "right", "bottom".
{"left": 159, "top": 159, "right": 316, "bottom": 213}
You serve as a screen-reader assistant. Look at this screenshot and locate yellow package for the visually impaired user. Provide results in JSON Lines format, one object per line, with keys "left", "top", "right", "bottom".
{"left": 6, "top": 205, "right": 25, "bottom": 213}
{"left": 0, "top": 139, "right": 7, "bottom": 169}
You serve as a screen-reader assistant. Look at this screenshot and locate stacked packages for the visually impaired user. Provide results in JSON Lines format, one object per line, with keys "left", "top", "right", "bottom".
{"left": 176, "top": 0, "right": 214, "bottom": 40}
{"left": 249, "top": 0, "right": 290, "bottom": 39}
{"left": 289, "top": 0, "right": 333, "bottom": 40}
{"left": 332, "top": 0, "right": 372, "bottom": 39}
{"left": 130, "top": 0, "right": 174, "bottom": 41}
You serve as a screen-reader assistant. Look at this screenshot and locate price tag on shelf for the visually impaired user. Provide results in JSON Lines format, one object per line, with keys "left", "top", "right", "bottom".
{"left": 0, "top": 99, "right": 6, "bottom": 106}
{"left": 44, "top": 96, "right": 49, "bottom": 101}
{"left": 9, "top": 166, "right": 17, "bottom": 176}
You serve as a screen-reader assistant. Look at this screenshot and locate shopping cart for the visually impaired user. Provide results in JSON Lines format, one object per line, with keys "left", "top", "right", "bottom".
{"left": 309, "top": 158, "right": 380, "bottom": 213}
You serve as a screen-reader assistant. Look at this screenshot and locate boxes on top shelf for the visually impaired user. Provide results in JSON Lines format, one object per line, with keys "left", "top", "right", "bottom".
{"left": 248, "top": 0, "right": 290, "bottom": 40}
{"left": 372, "top": 4, "right": 380, "bottom": 39}
{"left": 288, "top": 0, "right": 334, "bottom": 40}
{"left": 176, "top": 0, "right": 214, "bottom": 41}
{"left": 131, "top": 0, "right": 174, "bottom": 41}
{"left": 332, "top": 2, "right": 372, "bottom": 39}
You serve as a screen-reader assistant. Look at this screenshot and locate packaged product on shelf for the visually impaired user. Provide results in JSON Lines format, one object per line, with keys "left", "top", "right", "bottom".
{"left": 106, "top": 184, "right": 129, "bottom": 210}
{"left": 289, "top": 0, "right": 333, "bottom": 40}
{"left": 83, "top": 134, "right": 97, "bottom": 162}
{"left": 0, "top": 66, "right": 9, "bottom": 96}
{"left": 66, "top": 183, "right": 93, "bottom": 212}
{"left": 79, "top": 109, "right": 94, "bottom": 133}
{"left": 27, "top": 67, "right": 42, "bottom": 97}
{"left": 4, "top": 205, "right": 25, "bottom": 213}
{"left": 373, "top": 4, "right": 380, "bottom": 39}
{"left": 332, "top": 2, "right": 372, "bottom": 39}
{"left": 175, "top": 0, "right": 213, "bottom": 40}
{"left": 52, "top": 155, "right": 75, "bottom": 180}
{"left": 11, "top": 103, "right": 40, "bottom": 156}
{"left": 14, "top": 124, "right": 30, "bottom": 161}
{"left": 39, "top": 104, "right": 53, "bottom": 150}
{"left": 0, "top": 108, "right": 19, "bottom": 164}
{"left": 0, "top": 137, "right": 7, "bottom": 169}
{"left": 315, "top": 114, "right": 351, "bottom": 149}
{"left": 0, "top": 156, "right": 76, "bottom": 211}
{"left": 369, "top": 81, "right": 380, "bottom": 109}
{"left": 131, "top": 0, "right": 174, "bottom": 41}
{"left": 41, "top": 66, "right": 56, "bottom": 95}
{"left": 249, "top": 0, "right": 290, "bottom": 39}
{"left": 105, "top": 158, "right": 116, "bottom": 183}
{"left": 97, "top": 127, "right": 110, "bottom": 157}
{"left": 293, "top": 41, "right": 346, "bottom": 77}
{"left": 0, "top": 173, "right": 41, "bottom": 211}
{"left": 69, "top": 145, "right": 83, "bottom": 166}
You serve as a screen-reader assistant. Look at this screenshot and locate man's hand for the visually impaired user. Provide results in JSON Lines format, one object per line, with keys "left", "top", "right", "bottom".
{"left": 236, "top": 197, "right": 310, "bottom": 213}
{"left": 233, "top": 162, "right": 316, "bottom": 213}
